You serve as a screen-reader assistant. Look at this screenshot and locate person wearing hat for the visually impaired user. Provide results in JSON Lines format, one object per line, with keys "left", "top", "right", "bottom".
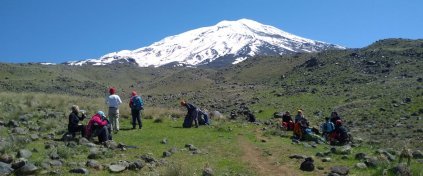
{"left": 106, "top": 87, "right": 122, "bottom": 133}
{"left": 67, "top": 105, "right": 86, "bottom": 138}
{"left": 180, "top": 100, "right": 199, "bottom": 128}
{"left": 129, "top": 91, "right": 144, "bottom": 129}
{"left": 85, "top": 111, "right": 111, "bottom": 143}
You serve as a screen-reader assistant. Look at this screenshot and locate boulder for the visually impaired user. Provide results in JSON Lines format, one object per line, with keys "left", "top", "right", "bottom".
{"left": 299, "top": 157, "right": 314, "bottom": 171}
{"left": 355, "top": 152, "right": 367, "bottom": 160}
{"left": 161, "top": 138, "right": 168, "bottom": 144}
{"left": 11, "top": 159, "right": 26, "bottom": 169}
{"left": 140, "top": 154, "right": 156, "bottom": 163}
{"left": 49, "top": 151, "right": 60, "bottom": 160}
{"left": 78, "top": 138, "right": 90, "bottom": 145}
{"left": 163, "top": 151, "right": 172, "bottom": 158}
{"left": 128, "top": 160, "right": 144, "bottom": 170}
{"left": 86, "top": 160, "right": 102, "bottom": 170}
{"left": 203, "top": 167, "right": 214, "bottom": 176}
{"left": 0, "top": 162, "right": 13, "bottom": 175}
{"left": 330, "top": 166, "right": 349, "bottom": 175}
{"left": 12, "top": 127, "right": 27, "bottom": 135}
{"left": 104, "top": 140, "right": 118, "bottom": 149}
{"left": 412, "top": 150, "right": 423, "bottom": 159}
{"left": 109, "top": 164, "right": 126, "bottom": 173}
{"left": 0, "top": 154, "right": 13, "bottom": 164}
{"left": 30, "top": 134, "right": 39, "bottom": 141}
{"left": 169, "top": 147, "right": 178, "bottom": 154}
{"left": 6, "top": 120, "right": 19, "bottom": 128}
{"left": 69, "top": 168, "right": 89, "bottom": 175}
{"left": 391, "top": 164, "right": 411, "bottom": 176}
{"left": 17, "top": 149, "right": 32, "bottom": 159}
{"left": 15, "top": 163, "right": 38, "bottom": 175}
{"left": 339, "top": 145, "right": 352, "bottom": 155}
{"left": 355, "top": 163, "right": 367, "bottom": 169}
{"left": 49, "top": 160, "right": 63, "bottom": 167}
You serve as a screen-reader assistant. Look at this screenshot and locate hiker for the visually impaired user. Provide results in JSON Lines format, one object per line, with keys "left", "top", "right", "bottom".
{"left": 303, "top": 127, "right": 326, "bottom": 143}
{"left": 181, "top": 100, "right": 199, "bottom": 128}
{"left": 282, "top": 111, "right": 294, "bottom": 130}
{"left": 330, "top": 120, "right": 349, "bottom": 145}
{"left": 129, "top": 91, "right": 144, "bottom": 129}
{"left": 329, "top": 111, "right": 341, "bottom": 124}
{"left": 106, "top": 87, "right": 122, "bottom": 133}
{"left": 67, "top": 105, "right": 86, "bottom": 138}
{"left": 85, "top": 111, "right": 111, "bottom": 143}
{"left": 293, "top": 110, "right": 309, "bottom": 140}
{"left": 198, "top": 110, "right": 210, "bottom": 125}
{"left": 320, "top": 117, "right": 335, "bottom": 141}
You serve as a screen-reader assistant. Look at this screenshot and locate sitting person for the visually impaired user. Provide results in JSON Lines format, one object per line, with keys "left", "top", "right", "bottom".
{"left": 181, "top": 100, "right": 199, "bottom": 128}
{"left": 67, "top": 105, "right": 86, "bottom": 138}
{"left": 320, "top": 117, "right": 335, "bottom": 141}
{"left": 330, "top": 111, "right": 341, "bottom": 124}
{"left": 198, "top": 110, "right": 210, "bottom": 125}
{"left": 282, "top": 111, "right": 294, "bottom": 130}
{"left": 329, "top": 120, "right": 349, "bottom": 145}
{"left": 85, "top": 111, "right": 111, "bottom": 143}
{"left": 303, "top": 128, "right": 326, "bottom": 143}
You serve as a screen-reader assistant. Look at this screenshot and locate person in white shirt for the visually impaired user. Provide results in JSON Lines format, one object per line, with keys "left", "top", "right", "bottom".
{"left": 106, "top": 87, "right": 122, "bottom": 133}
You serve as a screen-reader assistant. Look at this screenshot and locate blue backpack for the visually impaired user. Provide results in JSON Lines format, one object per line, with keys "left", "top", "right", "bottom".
{"left": 323, "top": 121, "right": 335, "bottom": 133}
{"left": 131, "top": 96, "right": 144, "bottom": 110}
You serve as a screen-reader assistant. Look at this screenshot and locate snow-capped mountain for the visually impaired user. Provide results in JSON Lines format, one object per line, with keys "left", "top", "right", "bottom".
{"left": 67, "top": 19, "right": 345, "bottom": 67}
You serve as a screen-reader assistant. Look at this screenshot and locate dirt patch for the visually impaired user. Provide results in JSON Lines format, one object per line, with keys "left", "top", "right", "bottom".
{"left": 238, "top": 136, "right": 299, "bottom": 176}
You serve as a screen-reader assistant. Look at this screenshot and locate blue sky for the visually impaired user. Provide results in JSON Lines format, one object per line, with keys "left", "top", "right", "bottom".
{"left": 0, "top": 0, "right": 422, "bottom": 63}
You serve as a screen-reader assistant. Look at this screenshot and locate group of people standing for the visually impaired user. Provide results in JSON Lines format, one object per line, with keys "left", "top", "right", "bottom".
{"left": 67, "top": 87, "right": 144, "bottom": 143}
{"left": 280, "top": 110, "right": 349, "bottom": 145}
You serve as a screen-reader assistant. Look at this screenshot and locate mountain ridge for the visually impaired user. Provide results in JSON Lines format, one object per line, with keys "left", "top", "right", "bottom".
{"left": 67, "top": 19, "right": 345, "bottom": 67}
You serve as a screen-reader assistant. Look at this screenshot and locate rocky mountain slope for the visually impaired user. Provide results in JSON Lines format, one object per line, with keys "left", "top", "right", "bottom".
{"left": 67, "top": 19, "right": 344, "bottom": 67}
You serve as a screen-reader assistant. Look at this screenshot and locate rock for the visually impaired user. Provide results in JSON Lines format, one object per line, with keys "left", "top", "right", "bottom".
{"left": 44, "top": 141, "right": 57, "bottom": 149}
{"left": 355, "top": 163, "right": 367, "bottom": 169}
{"left": 169, "top": 147, "right": 178, "bottom": 154}
{"left": 339, "top": 145, "right": 352, "bottom": 155}
{"left": 163, "top": 151, "right": 172, "bottom": 158}
{"left": 66, "top": 141, "right": 78, "bottom": 148}
{"left": 317, "top": 166, "right": 324, "bottom": 170}
{"left": 0, "top": 162, "right": 13, "bottom": 175}
{"left": 128, "top": 160, "right": 144, "bottom": 170}
{"left": 203, "top": 167, "right": 214, "bottom": 176}
{"left": 11, "top": 159, "right": 26, "bottom": 169}
{"left": 50, "top": 151, "right": 60, "bottom": 160}
{"left": 412, "top": 150, "right": 423, "bottom": 159}
{"left": 85, "top": 142, "right": 96, "bottom": 148}
{"left": 140, "top": 154, "right": 156, "bottom": 163}
{"left": 7, "top": 120, "right": 19, "bottom": 128}
{"left": 117, "top": 142, "right": 127, "bottom": 150}
{"left": 391, "top": 164, "right": 411, "bottom": 176}
{"left": 355, "top": 153, "right": 367, "bottom": 160}
{"left": 69, "top": 168, "right": 89, "bottom": 174}
{"left": 330, "top": 166, "right": 349, "bottom": 175}
{"left": 109, "top": 164, "right": 126, "bottom": 173}
{"left": 78, "top": 138, "right": 90, "bottom": 145}
{"left": 104, "top": 140, "right": 118, "bottom": 149}
{"left": 300, "top": 157, "right": 314, "bottom": 171}
{"left": 273, "top": 112, "right": 284, "bottom": 118}
{"left": 322, "top": 158, "right": 331, "bottom": 162}
{"left": 382, "top": 151, "right": 396, "bottom": 161}
{"left": 0, "top": 154, "right": 13, "bottom": 164}
{"left": 86, "top": 160, "right": 102, "bottom": 170}
{"left": 315, "top": 152, "right": 324, "bottom": 157}
{"left": 15, "top": 163, "right": 38, "bottom": 175}
{"left": 49, "top": 160, "right": 63, "bottom": 167}
{"left": 17, "top": 149, "right": 32, "bottom": 159}
{"left": 289, "top": 154, "right": 306, "bottom": 159}
{"left": 330, "top": 147, "right": 337, "bottom": 153}
{"left": 30, "top": 134, "right": 39, "bottom": 141}
{"left": 365, "top": 157, "right": 379, "bottom": 168}
{"left": 161, "top": 138, "right": 168, "bottom": 144}
{"left": 12, "top": 127, "right": 27, "bottom": 135}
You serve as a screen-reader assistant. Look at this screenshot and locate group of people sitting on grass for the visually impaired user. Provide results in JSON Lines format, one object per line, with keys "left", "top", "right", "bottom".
{"left": 279, "top": 110, "right": 350, "bottom": 145}
{"left": 66, "top": 87, "right": 144, "bottom": 143}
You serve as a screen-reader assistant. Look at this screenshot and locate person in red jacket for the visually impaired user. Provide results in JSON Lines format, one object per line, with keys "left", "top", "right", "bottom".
{"left": 85, "top": 111, "right": 111, "bottom": 143}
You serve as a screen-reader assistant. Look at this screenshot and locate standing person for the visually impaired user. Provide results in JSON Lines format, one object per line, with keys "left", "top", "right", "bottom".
{"left": 67, "top": 105, "right": 86, "bottom": 138}
{"left": 180, "top": 100, "right": 199, "bottom": 128}
{"left": 129, "top": 91, "right": 144, "bottom": 129}
{"left": 106, "top": 87, "right": 122, "bottom": 133}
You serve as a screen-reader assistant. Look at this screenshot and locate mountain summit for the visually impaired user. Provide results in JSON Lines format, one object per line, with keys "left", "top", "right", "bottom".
{"left": 68, "top": 19, "right": 345, "bottom": 67}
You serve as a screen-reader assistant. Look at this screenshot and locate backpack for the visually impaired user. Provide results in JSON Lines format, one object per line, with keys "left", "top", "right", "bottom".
{"left": 323, "top": 122, "right": 335, "bottom": 133}
{"left": 131, "top": 96, "right": 143, "bottom": 110}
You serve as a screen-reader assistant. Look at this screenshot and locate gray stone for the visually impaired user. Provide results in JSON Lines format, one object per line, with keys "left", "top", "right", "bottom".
{"left": 50, "top": 151, "right": 60, "bottom": 160}
{"left": 0, "top": 154, "right": 13, "bottom": 164}
{"left": 69, "top": 168, "right": 89, "bottom": 175}
{"left": 66, "top": 141, "right": 78, "bottom": 148}
{"left": 85, "top": 142, "right": 97, "bottom": 148}
{"left": 203, "top": 167, "right": 214, "bottom": 176}
{"left": 17, "top": 149, "right": 32, "bottom": 159}
{"left": 169, "top": 147, "right": 178, "bottom": 153}
{"left": 185, "top": 144, "right": 194, "bottom": 148}
{"left": 355, "top": 163, "right": 367, "bottom": 169}
{"left": 86, "top": 160, "right": 102, "bottom": 170}
{"left": 12, "top": 127, "right": 27, "bottom": 135}
{"left": 322, "top": 157, "right": 331, "bottom": 162}
{"left": 161, "top": 138, "right": 168, "bottom": 144}
{"left": 128, "top": 160, "right": 144, "bottom": 170}
{"left": 289, "top": 154, "right": 306, "bottom": 159}
{"left": 339, "top": 145, "right": 352, "bottom": 155}
{"left": 382, "top": 151, "right": 396, "bottom": 161}
{"left": 7, "top": 120, "right": 19, "bottom": 128}
{"left": 315, "top": 152, "right": 324, "bottom": 157}
{"left": 163, "top": 151, "right": 172, "bottom": 158}
{"left": 109, "top": 164, "right": 126, "bottom": 173}
{"left": 0, "top": 162, "right": 13, "bottom": 175}
{"left": 15, "top": 163, "right": 38, "bottom": 175}
{"left": 11, "top": 159, "right": 26, "bottom": 169}
{"left": 49, "top": 160, "right": 63, "bottom": 167}
{"left": 412, "top": 150, "right": 423, "bottom": 159}
{"left": 391, "top": 164, "right": 411, "bottom": 176}
{"left": 104, "top": 140, "right": 118, "bottom": 150}
{"left": 330, "top": 166, "right": 349, "bottom": 175}
{"left": 30, "top": 134, "right": 39, "bottom": 141}
{"left": 140, "top": 154, "right": 156, "bottom": 163}
{"left": 355, "top": 152, "right": 367, "bottom": 160}
{"left": 78, "top": 138, "right": 90, "bottom": 145}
